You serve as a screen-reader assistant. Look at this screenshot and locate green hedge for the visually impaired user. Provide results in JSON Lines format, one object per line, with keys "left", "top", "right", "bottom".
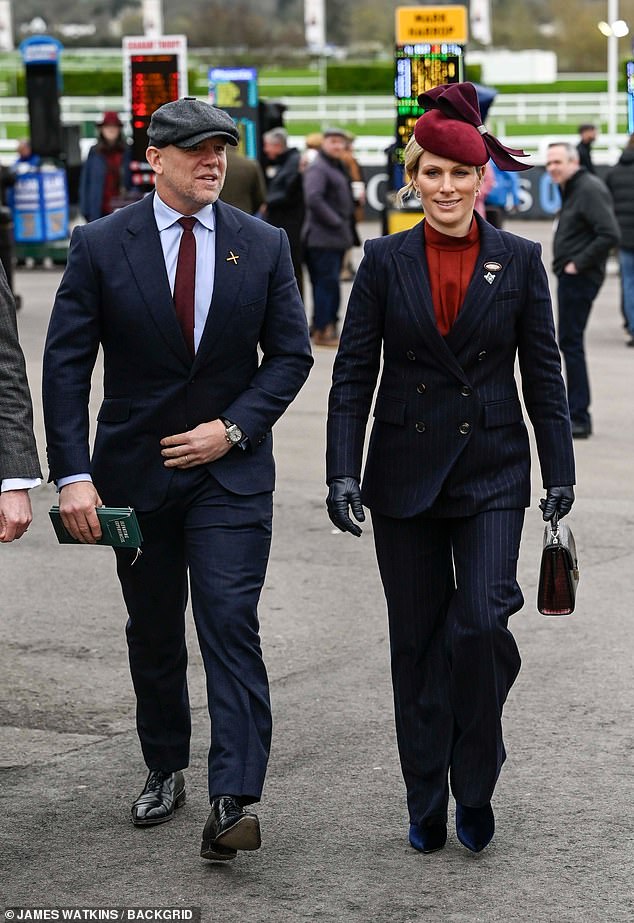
{"left": 325, "top": 63, "right": 393, "bottom": 94}
{"left": 324, "top": 62, "right": 482, "bottom": 95}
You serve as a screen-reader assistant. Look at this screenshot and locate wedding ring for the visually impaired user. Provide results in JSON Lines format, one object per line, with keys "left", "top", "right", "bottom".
{"left": 184, "top": 455, "right": 189, "bottom": 464}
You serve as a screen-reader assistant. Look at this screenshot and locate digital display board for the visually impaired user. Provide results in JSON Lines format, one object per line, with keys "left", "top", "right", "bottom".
{"left": 130, "top": 54, "right": 179, "bottom": 161}
{"left": 209, "top": 67, "right": 259, "bottom": 159}
{"left": 625, "top": 61, "right": 634, "bottom": 134}
{"left": 394, "top": 43, "right": 463, "bottom": 166}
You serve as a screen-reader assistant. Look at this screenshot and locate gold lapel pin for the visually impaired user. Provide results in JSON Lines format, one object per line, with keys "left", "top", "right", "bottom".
{"left": 226, "top": 251, "right": 239, "bottom": 264}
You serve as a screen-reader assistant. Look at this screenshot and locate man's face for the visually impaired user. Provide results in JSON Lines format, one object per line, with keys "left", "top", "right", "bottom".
{"left": 321, "top": 134, "right": 347, "bottom": 158}
{"left": 263, "top": 138, "right": 283, "bottom": 161}
{"left": 146, "top": 136, "right": 228, "bottom": 214}
{"left": 545, "top": 145, "right": 579, "bottom": 186}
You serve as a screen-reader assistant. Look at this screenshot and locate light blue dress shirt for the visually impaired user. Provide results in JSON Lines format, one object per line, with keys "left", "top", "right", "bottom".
{"left": 58, "top": 191, "right": 217, "bottom": 488}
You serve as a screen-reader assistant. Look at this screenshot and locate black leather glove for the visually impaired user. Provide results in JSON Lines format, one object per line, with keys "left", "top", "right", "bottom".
{"left": 540, "top": 486, "right": 575, "bottom": 522}
{"left": 326, "top": 476, "right": 365, "bottom": 537}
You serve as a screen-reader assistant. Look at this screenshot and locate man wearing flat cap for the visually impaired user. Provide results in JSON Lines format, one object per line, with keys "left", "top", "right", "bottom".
{"left": 42, "top": 97, "right": 312, "bottom": 860}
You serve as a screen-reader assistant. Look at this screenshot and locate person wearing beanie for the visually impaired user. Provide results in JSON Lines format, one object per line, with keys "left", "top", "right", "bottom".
{"left": 79, "top": 111, "right": 133, "bottom": 222}
{"left": 326, "top": 83, "right": 575, "bottom": 856}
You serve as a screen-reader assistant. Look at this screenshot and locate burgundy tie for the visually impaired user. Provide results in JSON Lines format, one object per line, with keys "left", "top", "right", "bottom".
{"left": 173, "top": 216, "right": 197, "bottom": 356}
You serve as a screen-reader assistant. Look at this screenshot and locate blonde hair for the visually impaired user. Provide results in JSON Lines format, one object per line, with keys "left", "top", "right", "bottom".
{"left": 397, "top": 135, "right": 486, "bottom": 205}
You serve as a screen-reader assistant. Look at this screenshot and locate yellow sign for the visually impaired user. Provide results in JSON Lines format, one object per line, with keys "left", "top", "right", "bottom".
{"left": 396, "top": 6, "right": 468, "bottom": 45}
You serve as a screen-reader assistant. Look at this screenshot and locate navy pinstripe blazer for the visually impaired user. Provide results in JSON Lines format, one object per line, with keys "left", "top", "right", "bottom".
{"left": 326, "top": 214, "right": 575, "bottom": 518}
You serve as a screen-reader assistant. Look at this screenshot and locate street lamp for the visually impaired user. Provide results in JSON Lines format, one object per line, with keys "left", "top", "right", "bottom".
{"left": 598, "top": 0, "right": 629, "bottom": 157}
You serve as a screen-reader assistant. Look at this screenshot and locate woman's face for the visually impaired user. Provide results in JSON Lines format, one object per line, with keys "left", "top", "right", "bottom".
{"left": 101, "top": 125, "right": 121, "bottom": 145}
{"left": 413, "top": 151, "right": 481, "bottom": 237}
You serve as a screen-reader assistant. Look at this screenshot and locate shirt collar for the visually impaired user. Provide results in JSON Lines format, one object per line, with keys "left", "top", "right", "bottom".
{"left": 153, "top": 190, "right": 215, "bottom": 232}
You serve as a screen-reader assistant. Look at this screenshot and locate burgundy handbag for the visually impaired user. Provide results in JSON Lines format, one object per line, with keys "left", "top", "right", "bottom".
{"left": 537, "top": 516, "right": 579, "bottom": 616}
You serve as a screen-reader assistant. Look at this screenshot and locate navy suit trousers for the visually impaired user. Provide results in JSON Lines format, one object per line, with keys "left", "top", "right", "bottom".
{"left": 114, "top": 468, "right": 273, "bottom": 804}
{"left": 371, "top": 509, "right": 524, "bottom": 824}
{"left": 557, "top": 272, "right": 600, "bottom": 429}
{"left": 305, "top": 247, "right": 344, "bottom": 331}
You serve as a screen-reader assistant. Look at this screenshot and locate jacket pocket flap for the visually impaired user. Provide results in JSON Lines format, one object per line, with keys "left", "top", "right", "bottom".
{"left": 97, "top": 398, "right": 131, "bottom": 423}
{"left": 483, "top": 398, "right": 523, "bottom": 428}
{"left": 373, "top": 393, "right": 406, "bottom": 425}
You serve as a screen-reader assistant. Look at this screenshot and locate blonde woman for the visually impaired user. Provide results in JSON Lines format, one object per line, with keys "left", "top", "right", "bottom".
{"left": 326, "top": 84, "right": 575, "bottom": 855}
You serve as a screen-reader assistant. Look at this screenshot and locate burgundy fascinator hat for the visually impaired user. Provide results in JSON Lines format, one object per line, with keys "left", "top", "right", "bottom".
{"left": 413, "top": 82, "right": 531, "bottom": 172}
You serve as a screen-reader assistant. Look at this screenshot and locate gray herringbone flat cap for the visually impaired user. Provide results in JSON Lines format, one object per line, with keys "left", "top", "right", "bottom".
{"left": 148, "top": 97, "right": 239, "bottom": 148}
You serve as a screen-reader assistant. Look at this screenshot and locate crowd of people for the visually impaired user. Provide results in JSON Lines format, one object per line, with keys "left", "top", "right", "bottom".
{"left": 0, "top": 87, "right": 630, "bottom": 864}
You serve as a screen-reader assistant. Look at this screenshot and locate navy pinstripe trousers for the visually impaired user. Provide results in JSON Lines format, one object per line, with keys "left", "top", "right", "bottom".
{"left": 371, "top": 508, "right": 524, "bottom": 825}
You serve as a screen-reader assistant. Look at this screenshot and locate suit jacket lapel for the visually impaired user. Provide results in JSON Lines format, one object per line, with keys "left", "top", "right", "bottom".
{"left": 445, "top": 215, "right": 514, "bottom": 354}
{"left": 193, "top": 201, "right": 248, "bottom": 368}
{"left": 121, "top": 193, "right": 192, "bottom": 367}
{"left": 393, "top": 220, "right": 469, "bottom": 380}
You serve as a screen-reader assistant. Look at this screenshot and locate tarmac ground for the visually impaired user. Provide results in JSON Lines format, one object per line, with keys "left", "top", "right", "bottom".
{"left": 1, "top": 219, "right": 633, "bottom": 922}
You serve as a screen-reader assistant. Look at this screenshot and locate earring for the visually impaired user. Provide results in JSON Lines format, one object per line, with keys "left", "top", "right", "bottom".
{"left": 413, "top": 186, "right": 421, "bottom": 200}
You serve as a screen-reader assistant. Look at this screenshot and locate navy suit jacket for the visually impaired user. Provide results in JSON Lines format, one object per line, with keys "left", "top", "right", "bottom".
{"left": 43, "top": 193, "right": 313, "bottom": 510}
{"left": 327, "top": 215, "right": 575, "bottom": 518}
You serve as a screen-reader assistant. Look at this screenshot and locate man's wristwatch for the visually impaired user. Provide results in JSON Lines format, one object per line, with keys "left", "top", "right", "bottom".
{"left": 223, "top": 419, "right": 243, "bottom": 446}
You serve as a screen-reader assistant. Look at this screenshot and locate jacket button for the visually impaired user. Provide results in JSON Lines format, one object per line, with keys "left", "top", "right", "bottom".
{"left": 459, "top": 422, "right": 471, "bottom": 435}
{"left": 407, "top": 350, "right": 416, "bottom": 361}
{"left": 461, "top": 385, "right": 472, "bottom": 397}
{"left": 417, "top": 383, "right": 426, "bottom": 394}
{"left": 477, "top": 350, "right": 487, "bottom": 361}
{"left": 415, "top": 421, "right": 426, "bottom": 433}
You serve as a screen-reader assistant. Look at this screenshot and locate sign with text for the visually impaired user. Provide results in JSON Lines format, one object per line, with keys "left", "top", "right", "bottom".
{"left": 392, "top": 42, "right": 464, "bottom": 189}
{"left": 208, "top": 67, "right": 259, "bottom": 158}
{"left": 123, "top": 35, "right": 188, "bottom": 162}
{"left": 625, "top": 61, "right": 634, "bottom": 134}
{"left": 395, "top": 6, "right": 468, "bottom": 45}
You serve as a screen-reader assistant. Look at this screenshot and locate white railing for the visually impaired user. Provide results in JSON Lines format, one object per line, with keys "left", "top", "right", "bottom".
{"left": 0, "top": 94, "right": 629, "bottom": 166}
{"left": 0, "top": 92, "right": 629, "bottom": 127}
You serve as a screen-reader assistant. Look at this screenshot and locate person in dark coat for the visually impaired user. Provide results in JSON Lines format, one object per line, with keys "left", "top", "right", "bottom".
{"left": 325, "top": 83, "right": 575, "bottom": 856}
{"left": 261, "top": 127, "right": 304, "bottom": 297}
{"left": 302, "top": 127, "right": 356, "bottom": 347}
{"left": 79, "top": 111, "right": 133, "bottom": 222}
{"left": 0, "top": 262, "right": 41, "bottom": 541}
{"left": 576, "top": 123, "right": 597, "bottom": 173}
{"left": 605, "top": 133, "right": 634, "bottom": 345}
{"left": 43, "top": 98, "right": 312, "bottom": 861}
{"left": 546, "top": 142, "right": 620, "bottom": 438}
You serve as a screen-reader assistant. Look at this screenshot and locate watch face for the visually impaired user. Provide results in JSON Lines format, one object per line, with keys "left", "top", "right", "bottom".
{"left": 226, "top": 424, "right": 242, "bottom": 444}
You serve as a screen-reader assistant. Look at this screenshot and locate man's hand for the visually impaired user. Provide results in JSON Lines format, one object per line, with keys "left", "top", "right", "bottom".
{"left": 160, "top": 420, "right": 232, "bottom": 469}
{"left": 59, "top": 481, "right": 104, "bottom": 543}
{"left": 563, "top": 261, "right": 578, "bottom": 275}
{"left": 326, "top": 476, "right": 365, "bottom": 537}
{"left": 0, "top": 489, "right": 33, "bottom": 542}
{"left": 540, "top": 486, "right": 575, "bottom": 522}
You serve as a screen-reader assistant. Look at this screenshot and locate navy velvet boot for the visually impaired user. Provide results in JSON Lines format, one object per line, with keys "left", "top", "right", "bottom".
{"left": 455, "top": 802, "right": 495, "bottom": 853}
{"left": 409, "top": 820, "right": 447, "bottom": 854}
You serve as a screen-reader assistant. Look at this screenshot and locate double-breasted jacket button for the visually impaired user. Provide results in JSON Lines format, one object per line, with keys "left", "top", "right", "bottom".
{"left": 406, "top": 350, "right": 416, "bottom": 361}
{"left": 415, "top": 421, "right": 426, "bottom": 433}
{"left": 417, "top": 383, "right": 426, "bottom": 394}
{"left": 459, "top": 422, "right": 471, "bottom": 435}
{"left": 477, "top": 350, "right": 487, "bottom": 361}
{"left": 461, "top": 385, "right": 472, "bottom": 397}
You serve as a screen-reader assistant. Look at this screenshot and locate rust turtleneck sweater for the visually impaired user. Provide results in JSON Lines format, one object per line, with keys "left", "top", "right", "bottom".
{"left": 424, "top": 219, "right": 481, "bottom": 336}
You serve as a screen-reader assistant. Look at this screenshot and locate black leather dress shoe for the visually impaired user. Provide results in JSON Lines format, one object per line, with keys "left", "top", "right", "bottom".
{"left": 409, "top": 820, "right": 447, "bottom": 853}
{"left": 455, "top": 802, "right": 495, "bottom": 853}
{"left": 201, "top": 795, "right": 261, "bottom": 856}
{"left": 131, "top": 769, "right": 186, "bottom": 827}
{"left": 571, "top": 421, "right": 591, "bottom": 439}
